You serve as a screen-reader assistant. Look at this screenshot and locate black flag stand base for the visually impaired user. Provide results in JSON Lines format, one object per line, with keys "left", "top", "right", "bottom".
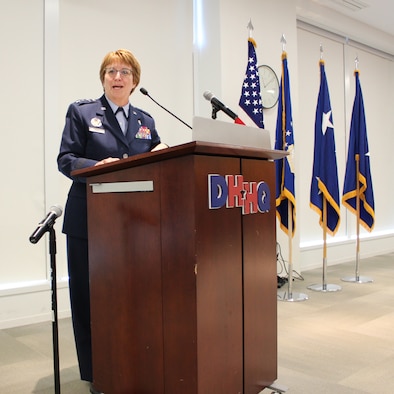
{"left": 49, "top": 227, "right": 61, "bottom": 394}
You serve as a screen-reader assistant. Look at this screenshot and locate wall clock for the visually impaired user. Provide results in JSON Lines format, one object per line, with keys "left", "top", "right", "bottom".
{"left": 258, "top": 65, "right": 280, "bottom": 109}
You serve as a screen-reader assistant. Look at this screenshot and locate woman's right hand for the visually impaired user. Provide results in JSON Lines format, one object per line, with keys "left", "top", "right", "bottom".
{"left": 94, "top": 157, "right": 120, "bottom": 166}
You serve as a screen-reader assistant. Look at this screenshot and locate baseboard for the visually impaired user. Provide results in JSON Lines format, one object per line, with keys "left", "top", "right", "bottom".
{"left": 0, "top": 279, "right": 71, "bottom": 329}
{"left": 300, "top": 232, "right": 394, "bottom": 271}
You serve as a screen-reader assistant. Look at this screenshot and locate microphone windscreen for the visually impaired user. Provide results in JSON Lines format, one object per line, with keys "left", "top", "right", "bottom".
{"left": 140, "top": 87, "right": 148, "bottom": 96}
{"left": 203, "top": 91, "right": 214, "bottom": 101}
{"left": 50, "top": 205, "right": 63, "bottom": 218}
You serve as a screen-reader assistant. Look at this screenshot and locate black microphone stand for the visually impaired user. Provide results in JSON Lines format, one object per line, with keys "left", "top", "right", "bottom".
{"left": 30, "top": 225, "right": 61, "bottom": 393}
{"left": 29, "top": 208, "right": 62, "bottom": 392}
{"left": 139, "top": 87, "right": 192, "bottom": 129}
{"left": 49, "top": 226, "right": 61, "bottom": 394}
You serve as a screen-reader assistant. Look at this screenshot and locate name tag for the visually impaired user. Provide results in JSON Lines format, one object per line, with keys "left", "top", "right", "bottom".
{"left": 89, "top": 127, "right": 105, "bottom": 134}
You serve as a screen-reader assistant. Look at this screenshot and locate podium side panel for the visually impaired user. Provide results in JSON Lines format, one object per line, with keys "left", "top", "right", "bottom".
{"left": 87, "top": 165, "right": 164, "bottom": 393}
{"left": 242, "top": 159, "right": 277, "bottom": 392}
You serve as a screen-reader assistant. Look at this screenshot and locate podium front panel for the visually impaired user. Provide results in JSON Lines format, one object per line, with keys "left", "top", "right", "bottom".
{"left": 167, "top": 154, "right": 244, "bottom": 393}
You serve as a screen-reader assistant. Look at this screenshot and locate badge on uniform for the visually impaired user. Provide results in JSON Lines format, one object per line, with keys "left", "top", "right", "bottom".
{"left": 91, "top": 118, "right": 102, "bottom": 128}
{"left": 89, "top": 117, "right": 105, "bottom": 134}
{"left": 136, "top": 126, "right": 151, "bottom": 139}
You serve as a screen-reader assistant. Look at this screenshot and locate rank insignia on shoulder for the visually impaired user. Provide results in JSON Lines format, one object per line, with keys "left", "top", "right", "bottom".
{"left": 75, "top": 98, "right": 95, "bottom": 105}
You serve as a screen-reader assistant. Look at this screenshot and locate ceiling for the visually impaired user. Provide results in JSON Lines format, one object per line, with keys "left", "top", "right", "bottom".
{"left": 317, "top": 0, "right": 394, "bottom": 36}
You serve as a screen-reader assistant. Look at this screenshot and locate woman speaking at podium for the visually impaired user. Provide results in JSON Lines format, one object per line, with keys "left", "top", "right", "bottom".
{"left": 57, "top": 48, "right": 167, "bottom": 392}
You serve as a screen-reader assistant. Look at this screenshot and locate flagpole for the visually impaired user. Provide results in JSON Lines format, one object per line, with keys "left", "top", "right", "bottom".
{"left": 276, "top": 34, "right": 307, "bottom": 302}
{"left": 356, "top": 154, "right": 361, "bottom": 279}
{"left": 277, "top": 201, "right": 308, "bottom": 302}
{"left": 308, "top": 196, "right": 341, "bottom": 292}
{"left": 288, "top": 199, "right": 294, "bottom": 297}
{"left": 342, "top": 154, "right": 373, "bottom": 283}
{"left": 323, "top": 209, "right": 327, "bottom": 289}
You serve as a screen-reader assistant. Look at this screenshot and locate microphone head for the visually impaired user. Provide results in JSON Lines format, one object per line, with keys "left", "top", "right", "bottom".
{"left": 140, "top": 87, "right": 148, "bottom": 96}
{"left": 50, "top": 204, "right": 63, "bottom": 218}
{"left": 203, "top": 90, "right": 214, "bottom": 101}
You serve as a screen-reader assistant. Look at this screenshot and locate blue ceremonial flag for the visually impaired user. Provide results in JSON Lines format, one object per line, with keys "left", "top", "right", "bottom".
{"left": 275, "top": 51, "right": 296, "bottom": 236}
{"left": 310, "top": 60, "right": 340, "bottom": 235}
{"left": 342, "top": 70, "right": 375, "bottom": 231}
{"left": 238, "top": 38, "right": 264, "bottom": 128}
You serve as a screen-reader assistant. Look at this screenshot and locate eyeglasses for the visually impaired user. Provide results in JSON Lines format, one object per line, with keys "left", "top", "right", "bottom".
{"left": 105, "top": 68, "right": 133, "bottom": 77}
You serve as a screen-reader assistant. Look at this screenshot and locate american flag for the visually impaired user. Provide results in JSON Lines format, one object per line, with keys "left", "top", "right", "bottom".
{"left": 238, "top": 38, "right": 264, "bottom": 128}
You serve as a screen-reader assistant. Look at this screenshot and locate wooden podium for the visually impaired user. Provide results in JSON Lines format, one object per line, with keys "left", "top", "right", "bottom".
{"left": 73, "top": 141, "right": 285, "bottom": 394}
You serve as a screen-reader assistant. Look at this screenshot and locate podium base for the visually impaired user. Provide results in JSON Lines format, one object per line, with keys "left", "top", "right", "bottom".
{"left": 277, "top": 290, "right": 308, "bottom": 302}
{"left": 307, "top": 283, "right": 341, "bottom": 292}
{"left": 341, "top": 275, "right": 373, "bottom": 283}
{"left": 264, "top": 381, "right": 289, "bottom": 393}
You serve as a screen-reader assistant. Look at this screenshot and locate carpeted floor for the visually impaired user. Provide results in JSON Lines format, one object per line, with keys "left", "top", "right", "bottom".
{"left": 0, "top": 317, "right": 86, "bottom": 393}
{"left": 0, "top": 252, "right": 393, "bottom": 393}
{"left": 273, "top": 251, "right": 394, "bottom": 393}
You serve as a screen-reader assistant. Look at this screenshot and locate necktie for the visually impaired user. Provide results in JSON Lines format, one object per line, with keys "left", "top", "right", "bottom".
{"left": 115, "top": 107, "right": 128, "bottom": 134}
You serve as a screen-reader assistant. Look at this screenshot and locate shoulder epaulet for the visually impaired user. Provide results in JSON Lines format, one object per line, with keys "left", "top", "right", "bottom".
{"left": 74, "top": 98, "right": 97, "bottom": 105}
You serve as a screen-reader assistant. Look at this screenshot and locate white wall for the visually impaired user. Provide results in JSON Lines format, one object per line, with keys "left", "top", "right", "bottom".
{"left": 0, "top": 0, "right": 393, "bottom": 328}
{"left": 0, "top": 0, "right": 194, "bottom": 329}
{"left": 0, "top": 0, "right": 57, "bottom": 328}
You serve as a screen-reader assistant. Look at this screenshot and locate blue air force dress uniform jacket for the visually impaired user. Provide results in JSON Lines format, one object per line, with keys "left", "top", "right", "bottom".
{"left": 58, "top": 94, "right": 162, "bottom": 239}
{"left": 57, "top": 94, "right": 161, "bottom": 382}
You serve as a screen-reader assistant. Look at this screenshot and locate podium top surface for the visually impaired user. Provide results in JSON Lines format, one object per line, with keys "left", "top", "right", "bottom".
{"left": 192, "top": 116, "right": 272, "bottom": 150}
{"left": 72, "top": 141, "right": 287, "bottom": 178}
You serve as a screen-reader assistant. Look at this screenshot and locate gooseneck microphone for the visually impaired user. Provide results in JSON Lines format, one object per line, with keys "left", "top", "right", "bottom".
{"left": 203, "top": 91, "right": 245, "bottom": 124}
{"left": 139, "top": 87, "right": 192, "bottom": 130}
{"left": 29, "top": 205, "right": 63, "bottom": 244}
